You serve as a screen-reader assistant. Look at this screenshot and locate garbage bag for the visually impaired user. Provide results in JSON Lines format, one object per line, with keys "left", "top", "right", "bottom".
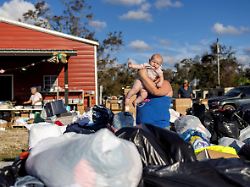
{"left": 139, "top": 158, "right": 250, "bottom": 187}
{"left": 14, "top": 176, "right": 44, "bottom": 187}
{"left": 92, "top": 105, "right": 114, "bottom": 127}
{"left": 113, "top": 112, "right": 134, "bottom": 129}
{"left": 213, "top": 111, "right": 240, "bottom": 139}
{"left": 27, "top": 123, "right": 64, "bottom": 149}
{"left": 169, "top": 109, "right": 180, "bottom": 123}
{"left": 26, "top": 129, "right": 142, "bottom": 187}
{"left": 238, "top": 143, "right": 250, "bottom": 161}
{"left": 203, "top": 112, "right": 218, "bottom": 143}
{"left": 174, "top": 115, "right": 211, "bottom": 140}
{"left": 218, "top": 122, "right": 239, "bottom": 139}
{"left": 237, "top": 103, "right": 250, "bottom": 127}
{"left": 239, "top": 126, "right": 250, "bottom": 142}
{"left": 192, "top": 103, "right": 206, "bottom": 124}
{"left": 64, "top": 122, "right": 95, "bottom": 134}
{"left": 115, "top": 124, "right": 196, "bottom": 167}
{"left": 0, "top": 157, "right": 28, "bottom": 187}
{"left": 218, "top": 137, "right": 245, "bottom": 152}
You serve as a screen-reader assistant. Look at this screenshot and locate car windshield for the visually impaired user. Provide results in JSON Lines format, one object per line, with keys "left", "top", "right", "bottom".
{"left": 225, "top": 88, "right": 241, "bottom": 97}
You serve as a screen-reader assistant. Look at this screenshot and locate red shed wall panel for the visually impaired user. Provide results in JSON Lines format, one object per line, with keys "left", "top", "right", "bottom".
{"left": 0, "top": 22, "right": 96, "bottom": 95}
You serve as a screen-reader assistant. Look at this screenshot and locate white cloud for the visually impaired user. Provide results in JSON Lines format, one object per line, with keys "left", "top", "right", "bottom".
{"left": 0, "top": 0, "right": 35, "bottom": 21}
{"left": 163, "top": 55, "right": 176, "bottom": 65}
{"left": 120, "top": 3, "right": 152, "bottom": 21}
{"left": 129, "top": 40, "right": 151, "bottom": 51}
{"left": 158, "top": 38, "right": 171, "bottom": 46}
{"left": 212, "top": 22, "right": 250, "bottom": 35}
{"left": 104, "top": 0, "right": 145, "bottom": 6}
{"left": 244, "top": 48, "right": 250, "bottom": 55}
{"left": 155, "top": 0, "right": 183, "bottom": 9}
{"left": 89, "top": 20, "right": 107, "bottom": 30}
{"left": 237, "top": 54, "right": 250, "bottom": 65}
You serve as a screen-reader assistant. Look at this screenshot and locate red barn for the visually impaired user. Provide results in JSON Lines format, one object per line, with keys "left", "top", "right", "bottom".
{"left": 0, "top": 18, "right": 99, "bottom": 108}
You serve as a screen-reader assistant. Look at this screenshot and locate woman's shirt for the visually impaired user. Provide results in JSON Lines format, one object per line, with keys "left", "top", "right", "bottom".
{"left": 136, "top": 95, "right": 171, "bottom": 128}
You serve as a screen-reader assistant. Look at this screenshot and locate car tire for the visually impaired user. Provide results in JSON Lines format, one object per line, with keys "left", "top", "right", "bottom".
{"left": 223, "top": 104, "right": 236, "bottom": 111}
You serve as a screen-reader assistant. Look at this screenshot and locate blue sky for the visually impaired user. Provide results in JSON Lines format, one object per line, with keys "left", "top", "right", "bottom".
{"left": 1, "top": 0, "right": 250, "bottom": 68}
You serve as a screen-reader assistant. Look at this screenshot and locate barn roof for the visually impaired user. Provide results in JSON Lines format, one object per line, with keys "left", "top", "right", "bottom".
{"left": 0, "top": 17, "right": 99, "bottom": 46}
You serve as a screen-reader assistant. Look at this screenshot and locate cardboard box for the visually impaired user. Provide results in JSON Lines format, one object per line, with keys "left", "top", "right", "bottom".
{"left": 174, "top": 98, "right": 192, "bottom": 115}
{"left": 21, "top": 113, "right": 29, "bottom": 118}
{"left": 109, "top": 99, "right": 118, "bottom": 104}
{"left": 77, "top": 104, "right": 85, "bottom": 114}
{"left": 0, "top": 122, "right": 8, "bottom": 128}
{"left": 111, "top": 103, "right": 120, "bottom": 110}
{"left": 196, "top": 149, "right": 239, "bottom": 161}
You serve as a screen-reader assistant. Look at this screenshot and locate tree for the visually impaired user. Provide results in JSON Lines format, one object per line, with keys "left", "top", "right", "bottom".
{"left": 22, "top": 0, "right": 125, "bottom": 96}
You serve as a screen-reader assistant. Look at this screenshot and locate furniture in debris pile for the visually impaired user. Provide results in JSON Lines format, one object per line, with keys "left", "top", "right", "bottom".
{"left": 0, "top": 107, "right": 43, "bottom": 127}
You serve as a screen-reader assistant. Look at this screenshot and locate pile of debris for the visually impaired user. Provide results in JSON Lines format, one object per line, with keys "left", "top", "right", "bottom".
{"left": 1, "top": 104, "right": 250, "bottom": 187}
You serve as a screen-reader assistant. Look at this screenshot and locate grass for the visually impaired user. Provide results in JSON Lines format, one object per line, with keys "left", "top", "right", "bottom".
{"left": 0, "top": 128, "right": 28, "bottom": 161}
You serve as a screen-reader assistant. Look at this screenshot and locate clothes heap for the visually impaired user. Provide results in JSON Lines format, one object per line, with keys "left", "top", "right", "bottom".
{"left": 1, "top": 104, "right": 250, "bottom": 187}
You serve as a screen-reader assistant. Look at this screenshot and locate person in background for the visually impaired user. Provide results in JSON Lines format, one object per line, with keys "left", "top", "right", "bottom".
{"left": 178, "top": 80, "right": 193, "bottom": 98}
{"left": 23, "top": 87, "right": 43, "bottom": 106}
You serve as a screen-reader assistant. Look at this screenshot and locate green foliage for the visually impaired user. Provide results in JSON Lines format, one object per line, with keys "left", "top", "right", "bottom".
{"left": 171, "top": 41, "right": 247, "bottom": 92}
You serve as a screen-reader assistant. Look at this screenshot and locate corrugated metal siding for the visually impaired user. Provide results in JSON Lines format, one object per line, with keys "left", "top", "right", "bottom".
{"left": 0, "top": 22, "right": 96, "bottom": 96}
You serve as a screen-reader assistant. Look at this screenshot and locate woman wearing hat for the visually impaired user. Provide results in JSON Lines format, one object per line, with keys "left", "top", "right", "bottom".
{"left": 178, "top": 80, "right": 193, "bottom": 98}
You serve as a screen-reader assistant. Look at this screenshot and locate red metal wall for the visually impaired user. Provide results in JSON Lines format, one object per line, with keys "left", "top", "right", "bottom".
{"left": 0, "top": 22, "right": 96, "bottom": 105}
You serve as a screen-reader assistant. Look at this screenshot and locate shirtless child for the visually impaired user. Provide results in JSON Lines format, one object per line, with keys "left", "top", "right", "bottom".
{"left": 125, "top": 54, "right": 169, "bottom": 111}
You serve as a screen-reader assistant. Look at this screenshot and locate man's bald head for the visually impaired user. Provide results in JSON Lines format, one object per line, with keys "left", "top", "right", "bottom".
{"left": 150, "top": 54, "right": 163, "bottom": 65}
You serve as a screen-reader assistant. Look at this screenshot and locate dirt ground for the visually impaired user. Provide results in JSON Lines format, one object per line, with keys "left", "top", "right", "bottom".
{"left": 0, "top": 128, "right": 28, "bottom": 161}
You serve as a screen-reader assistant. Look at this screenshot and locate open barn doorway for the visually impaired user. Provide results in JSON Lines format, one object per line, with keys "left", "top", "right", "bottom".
{"left": 0, "top": 75, "right": 13, "bottom": 101}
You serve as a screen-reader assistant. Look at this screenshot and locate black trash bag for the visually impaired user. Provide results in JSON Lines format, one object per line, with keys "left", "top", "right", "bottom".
{"left": 0, "top": 158, "right": 27, "bottom": 187}
{"left": 64, "top": 122, "right": 95, "bottom": 134}
{"left": 203, "top": 112, "right": 218, "bottom": 144}
{"left": 139, "top": 158, "right": 250, "bottom": 187}
{"left": 212, "top": 110, "right": 240, "bottom": 139}
{"left": 65, "top": 105, "right": 114, "bottom": 134}
{"left": 236, "top": 104, "right": 250, "bottom": 129}
{"left": 238, "top": 143, "right": 250, "bottom": 161}
{"left": 115, "top": 124, "right": 196, "bottom": 167}
{"left": 92, "top": 105, "right": 114, "bottom": 130}
{"left": 192, "top": 103, "right": 206, "bottom": 124}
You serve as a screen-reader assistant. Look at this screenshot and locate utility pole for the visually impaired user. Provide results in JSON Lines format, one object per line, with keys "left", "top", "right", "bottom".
{"left": 216, "top": 38, "right": 221, "bottom": 87}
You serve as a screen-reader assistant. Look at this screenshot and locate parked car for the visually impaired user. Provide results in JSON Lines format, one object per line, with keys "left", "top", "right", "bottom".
{"left": 208, "top": 86, "right": 250, "bottom": 110}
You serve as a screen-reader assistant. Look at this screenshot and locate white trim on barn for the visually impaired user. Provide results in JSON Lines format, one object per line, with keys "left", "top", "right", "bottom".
{"left": 0, "top": 17, "right": 99, "bottom": 46}
{"left": 94, "top": 45, "right": 98, "bottom": 105}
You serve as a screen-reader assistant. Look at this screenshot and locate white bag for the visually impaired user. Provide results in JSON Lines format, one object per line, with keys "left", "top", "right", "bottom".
{"left": 28, "top": 123, "right": 64, "bottom": 149}
{"left": 174, "top": 115, "right": 211, "bottom": 139}
{"left": 26, "top": 129, "right": 142, "bottom": 187}
{"left": 169, "top": 109, "right": 180, "bottom": 123}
